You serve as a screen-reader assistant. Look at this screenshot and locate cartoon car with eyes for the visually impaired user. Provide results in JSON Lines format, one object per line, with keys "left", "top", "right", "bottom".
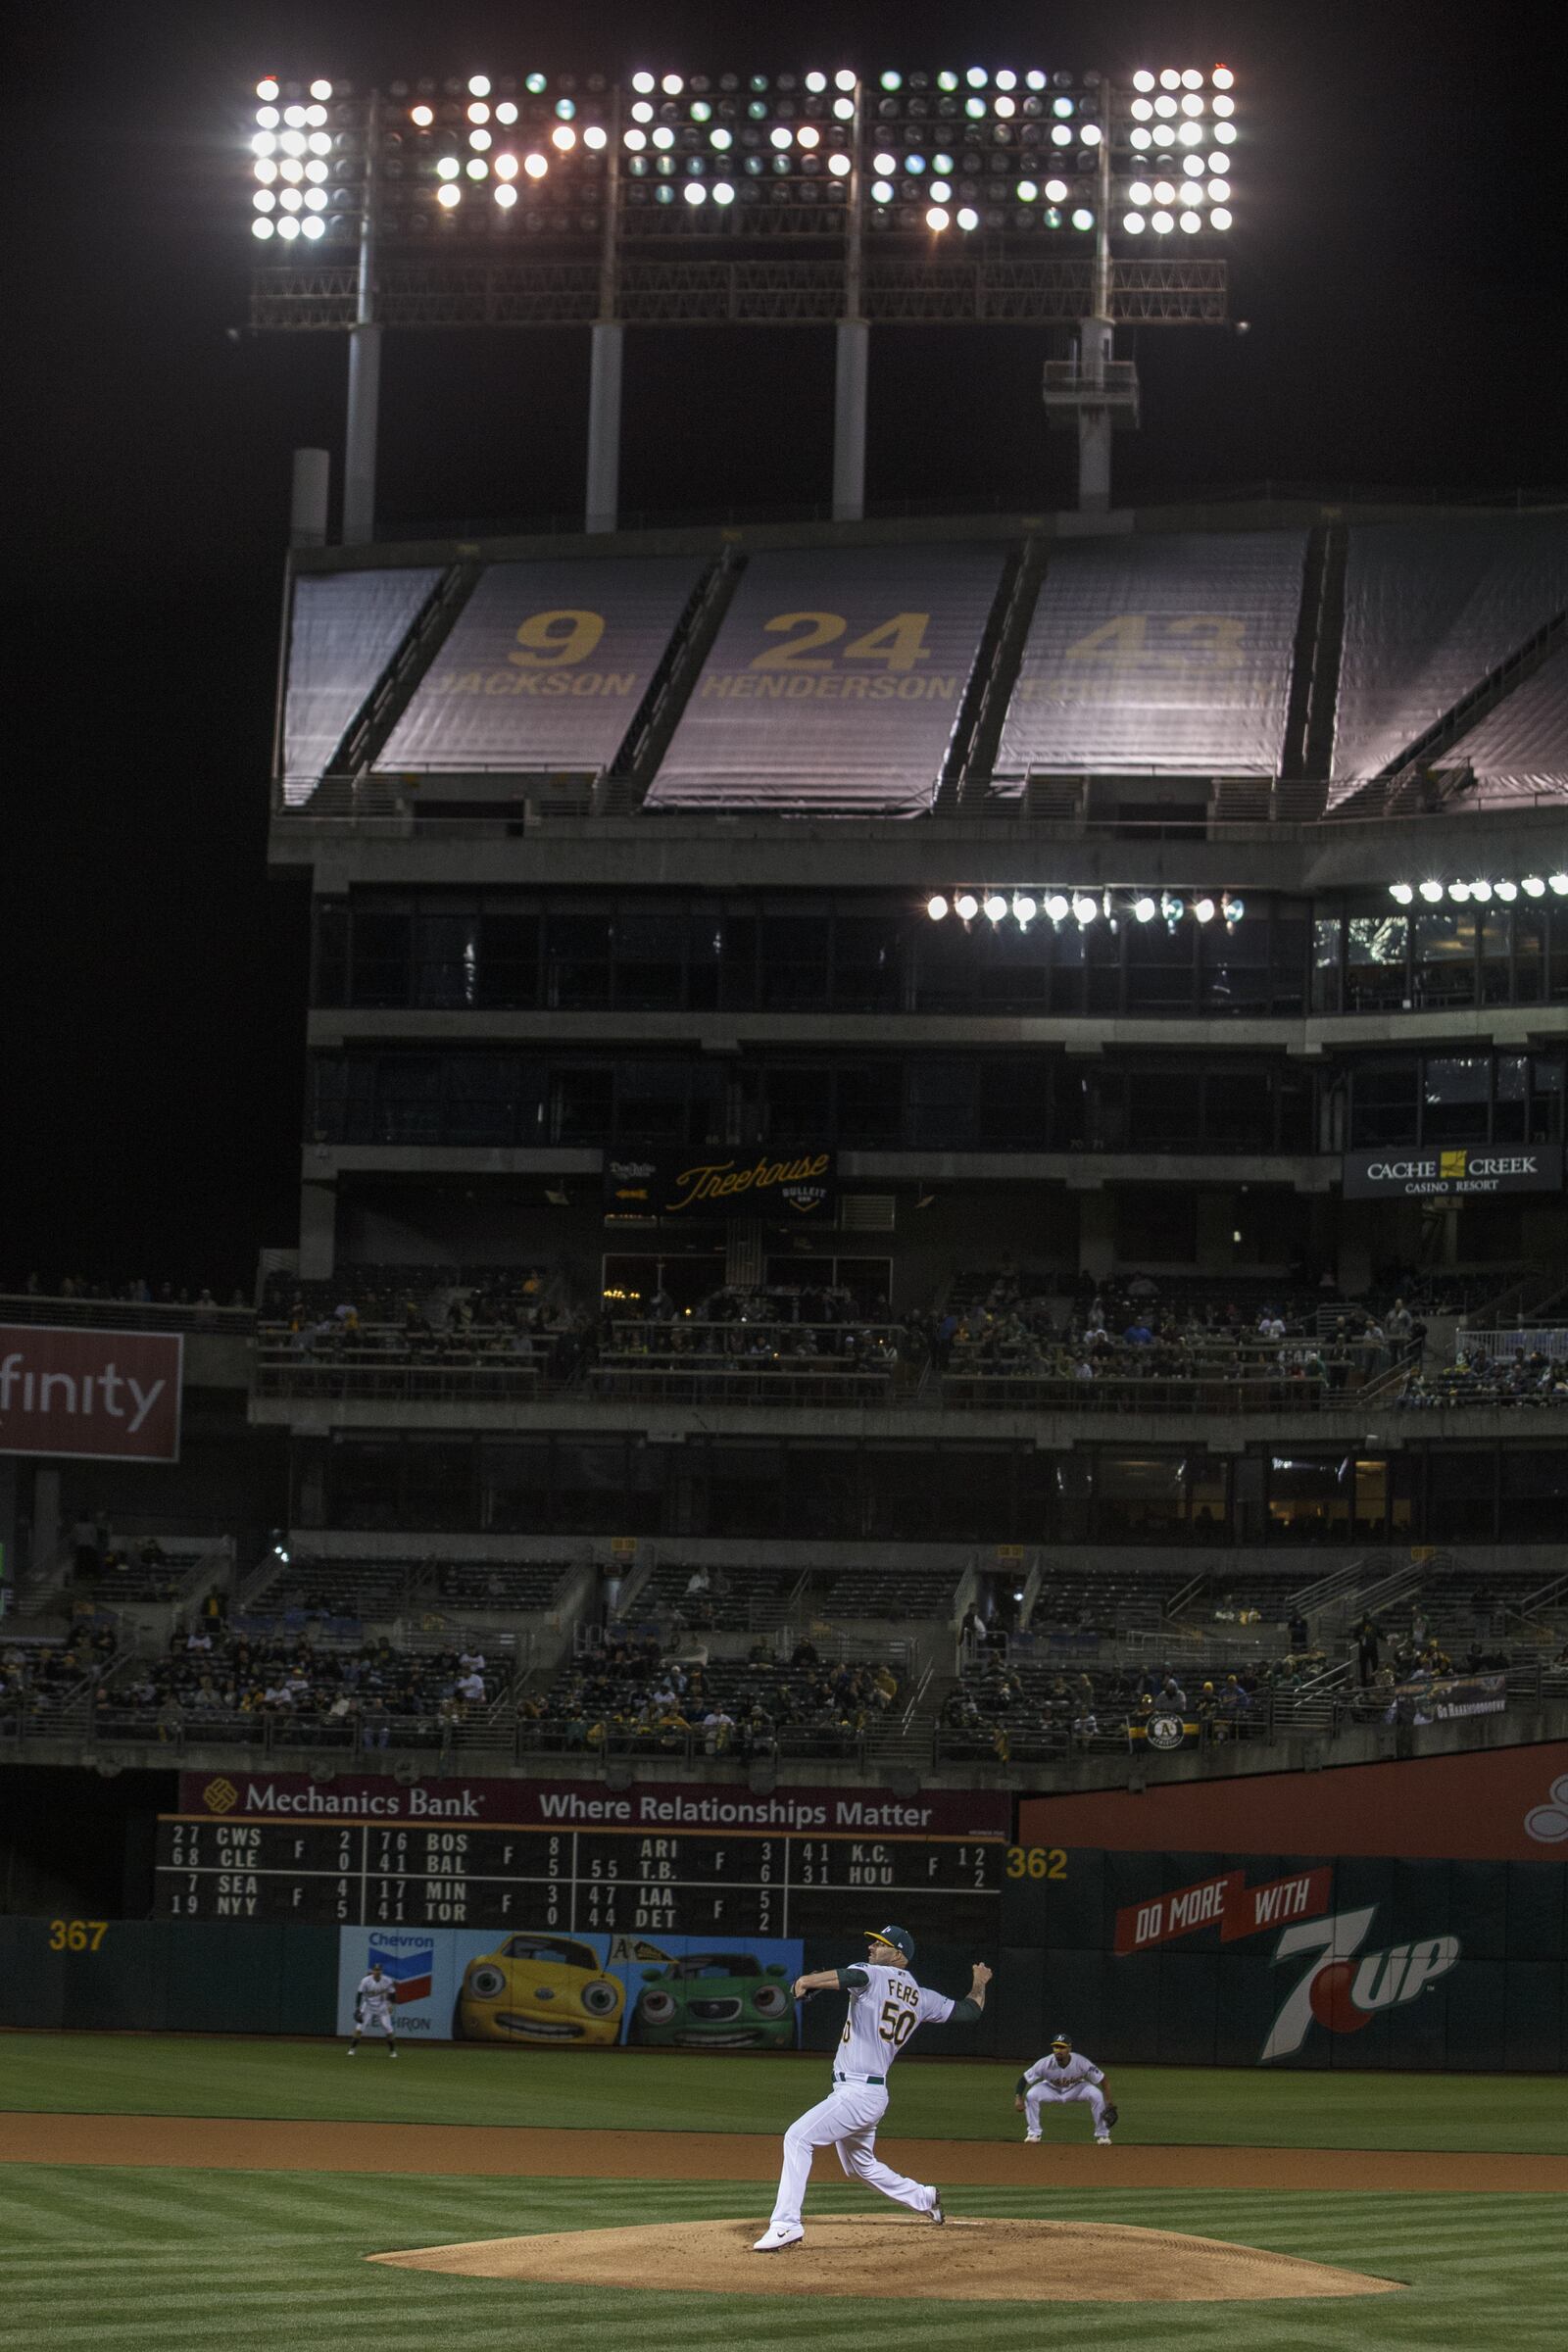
{"left": 628, "top": 1952, "right": 795, "bottom": 2048}
{"left": 454, "top": 1933, "right": 624, "bottom": 2044}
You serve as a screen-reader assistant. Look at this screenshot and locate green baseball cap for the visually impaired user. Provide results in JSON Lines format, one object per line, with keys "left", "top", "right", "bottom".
{"left": 865, "top": 1925, "right": 915, "bottom": 1964}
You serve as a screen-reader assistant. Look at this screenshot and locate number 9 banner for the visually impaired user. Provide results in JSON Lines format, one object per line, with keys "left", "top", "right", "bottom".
{"left": 377, "top": 556, "right": 708, "bottom": 773}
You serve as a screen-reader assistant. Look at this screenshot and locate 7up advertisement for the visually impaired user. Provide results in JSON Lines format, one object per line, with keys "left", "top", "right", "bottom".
{"left": 1010, "top": 1745, "right": 1568, "bottom": 2071}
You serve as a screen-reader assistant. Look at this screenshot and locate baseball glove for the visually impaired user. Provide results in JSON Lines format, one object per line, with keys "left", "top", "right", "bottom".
{"left": 1100, "top": 2103, "right": 1119, "bottom": 2131}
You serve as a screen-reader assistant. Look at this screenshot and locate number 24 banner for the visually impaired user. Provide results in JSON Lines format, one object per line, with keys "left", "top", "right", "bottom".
{"left": 648, "top": 543, "right": 1004, "bottom": 814}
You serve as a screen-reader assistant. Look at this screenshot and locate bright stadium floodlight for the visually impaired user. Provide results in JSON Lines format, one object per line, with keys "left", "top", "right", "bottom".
{"left": 1550, "top": 873, "right": 1568, "bottom": 896}
{"left": 1133, "top": 895, "right": 1156, "bottom": 922}
{"left": 1469, "top": 878, "right": 1493, "bottom": 902}
{"left": 926, "top": 895, "right": 950, "bottom": 920}
{"left": 955, "top": 893, "right": 980, "bottom": 922}
{"left": 241, "top": 57, "right": 1238, "bottom": 537}
{"left": 983, "top": 893, "right": 1008, "bottom": 922}
{"left": 1072, "top": 893, "right": 1098, "bottom": 925}
{"left": 1389, "top": 882, "right": 1414, "bottom": 905}
{"left": 1448, "top": 881, "right": 1472, "bottom": 904}
{"left": 1194, "top": 896, "right": 1216, "bottom": 923}
{"left": 1045, "top": 892, "right": 1070, "bottom": 923}
{"left": 1520, "top": 875, "right": 1546, "bottom": 896}
{"left": 1418, "top": 879, "right": 1445, "bottom": 903}
{"left": 1012, "top": 893, "right": 1037, "bottom": 925}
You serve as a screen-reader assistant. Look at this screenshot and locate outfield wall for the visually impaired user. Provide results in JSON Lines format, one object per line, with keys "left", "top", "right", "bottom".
{"left": 3, "top": 1744, "right": 1563, "bottom": 2068}
{"left": 5, "top": 1887, "right": 1560, "bottom": 2071}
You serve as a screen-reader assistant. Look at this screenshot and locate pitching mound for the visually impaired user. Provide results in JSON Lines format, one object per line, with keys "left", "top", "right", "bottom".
{"left": 369, "top": 2217, "right": 1402, "bottom": 2302}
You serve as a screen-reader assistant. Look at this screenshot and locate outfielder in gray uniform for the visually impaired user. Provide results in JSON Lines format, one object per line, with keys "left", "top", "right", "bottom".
{"left": 1015, "top": 2034, "right": 1113, "bottom": 2142}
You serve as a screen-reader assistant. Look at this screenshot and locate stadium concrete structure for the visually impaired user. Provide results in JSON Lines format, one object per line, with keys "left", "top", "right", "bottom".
{"left": 2, "top": 498, "right": 1567, "bottom": 2084}
{"left": 242, "top": 498, "right": 1568, "bottom": 1564}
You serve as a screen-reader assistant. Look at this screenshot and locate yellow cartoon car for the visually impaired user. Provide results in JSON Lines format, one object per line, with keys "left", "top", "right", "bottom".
{"left": 454, "top": 1933, "right": 625, "bottom": 2044}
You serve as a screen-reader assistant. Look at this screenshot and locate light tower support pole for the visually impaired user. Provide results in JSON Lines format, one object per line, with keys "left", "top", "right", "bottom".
{"left": 586, "top": 88, "right": 624, "bottom": 534}
{"left": 1075, "top": 110, "right": 1116, "bottom": 514}
{"left": 290, "top": 447, "right": 330, "bottom": 547}
{"left": 832, "top": 76, "right": 869, "bottom": 522}
{"left": 1041, "top": 78, "right": 1140, "bottom": 514}
{"left": 342, "top": 88, "right": 382, "bottom": 546}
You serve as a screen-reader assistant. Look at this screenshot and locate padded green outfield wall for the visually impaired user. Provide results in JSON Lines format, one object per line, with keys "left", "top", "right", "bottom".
{"left": 0, "top": 1917, "right": 338, "bottom": 2034}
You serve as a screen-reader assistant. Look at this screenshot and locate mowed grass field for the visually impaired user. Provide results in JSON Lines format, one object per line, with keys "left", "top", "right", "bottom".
{"left": 3, "top": 2036, "right": 1565, "bottom": 2352}
{"left": 5, "top": 2033, "right": 1566, "bottom": 2152}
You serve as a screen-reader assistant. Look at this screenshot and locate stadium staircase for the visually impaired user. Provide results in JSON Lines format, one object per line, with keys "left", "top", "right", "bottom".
{"left": 945, "top": 539, "right": 1044, "bottom": 809}
{"left": 597, "top": 548, "right": 744, "bottom": 814}
{"left": 1395, "top": 606, "right": 1568, "bottom": 800}
{"left": 1287, "top": 1548, "right": 1450, "bottom": 1645}
{"left": 327, "top": 561, "right": 482, "bottom": 789}
{"left": 1281, "top": 520, "right": 1348, "bottom": 783}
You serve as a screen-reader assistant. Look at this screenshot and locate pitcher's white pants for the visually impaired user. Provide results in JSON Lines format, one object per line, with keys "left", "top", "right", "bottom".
{"left": 1025, "top": 2081, "right": 1107, "bottom": 2138}
{"left": 769, "top": 2082, "right": 937, "bottom": 2230}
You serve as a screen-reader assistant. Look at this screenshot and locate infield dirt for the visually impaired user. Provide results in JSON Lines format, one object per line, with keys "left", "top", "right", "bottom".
{"left": 370, "top": 2214, "right": 1405, "bottom": 2301}
{"left": 3, "top": 2114, "right": 1565, "bottom": 2191}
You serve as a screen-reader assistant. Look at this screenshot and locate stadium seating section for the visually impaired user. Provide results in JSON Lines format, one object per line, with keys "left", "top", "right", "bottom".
{"left": 523, "top": 1631, "right": 904, "bottom": 1760}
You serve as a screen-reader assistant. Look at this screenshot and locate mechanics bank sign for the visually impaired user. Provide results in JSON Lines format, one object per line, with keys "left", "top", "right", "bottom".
{"left": 1343, "top": 1145, "right": 1562, "bottom": 1199}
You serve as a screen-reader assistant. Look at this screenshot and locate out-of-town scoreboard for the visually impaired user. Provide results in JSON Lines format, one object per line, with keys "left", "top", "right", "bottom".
{"left": 156, "top": 1773, "right": 1008, "bottom": 1936}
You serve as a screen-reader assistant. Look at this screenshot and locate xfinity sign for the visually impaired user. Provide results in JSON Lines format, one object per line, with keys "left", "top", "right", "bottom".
{"left": 0, "top": 1325, "right": 182, "bottom": 1463}
{"left": 1343, "top": 1146, "right": 1563, "bottom": 1200}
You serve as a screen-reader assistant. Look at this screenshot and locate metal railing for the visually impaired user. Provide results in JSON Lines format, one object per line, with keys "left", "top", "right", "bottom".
{"left": 1459, "top": 1329, "right": 1568, "bottom": 1362}
{"left": 0, "top": 1291, "right": 254, "bottom": 1334}
{"left": 942, "top": 1372, "right": 1367, "bottom": 1414}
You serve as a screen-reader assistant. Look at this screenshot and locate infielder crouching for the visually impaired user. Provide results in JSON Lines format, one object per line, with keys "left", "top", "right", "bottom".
{"left": 347, "top": 1960, "right": 399, "bottom": 2057}
{"left": 1015, "top": 2034, "right": 1114, "bottom": 2142}
{"left": 755, "top": 1925, "right": 992, "bottom": 2252}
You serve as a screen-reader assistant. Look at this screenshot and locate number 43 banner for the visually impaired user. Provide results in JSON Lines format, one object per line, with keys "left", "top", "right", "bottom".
{"left": 648, "top": 543, "right": 1004, "bottom": 815}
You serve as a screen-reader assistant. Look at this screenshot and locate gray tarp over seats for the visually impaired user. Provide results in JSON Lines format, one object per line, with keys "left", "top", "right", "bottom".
{"left": 281, "top": 567, "right": 442, "bottom": 805}
{"left": 644, "top": 543, "right": 1004, "bottom": 815}
{"left": 1440, "top": 642, "right": 1568, "bottom": 803}
{"left": 992, "top": 530, "right": 1307, "bottom": 782}
{"left": 376, "top": 556, "right": 705, "bottom": 774}
{"left": 1331, "top": 515, "right": 1568, "bottom": 798}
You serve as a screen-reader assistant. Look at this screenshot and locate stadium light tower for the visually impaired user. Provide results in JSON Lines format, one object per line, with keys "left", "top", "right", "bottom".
{"left": 240, "top": 63, "right": 1236, "bottom": 539}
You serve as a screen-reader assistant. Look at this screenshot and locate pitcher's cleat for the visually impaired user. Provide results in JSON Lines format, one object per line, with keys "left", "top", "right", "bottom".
{"left": 928, "top": 2191, "right": 945, "bottom": 2225}
{"left": 753, "top": 2225, "right": 804, "bottom": 2252}
{"left": 1024, "top": 2132, "right": 1041, "bottom": 2143}
{"left": 1096, "top": 2134, "right": 1111, "bottom": 2145}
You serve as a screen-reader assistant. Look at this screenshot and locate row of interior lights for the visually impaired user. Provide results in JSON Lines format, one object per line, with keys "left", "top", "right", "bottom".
{"left": 1388, "top": 876, "right": 1568, "bottom": 906}
{"left": 927, "top": 890, "right": 1244, "bottom": 927}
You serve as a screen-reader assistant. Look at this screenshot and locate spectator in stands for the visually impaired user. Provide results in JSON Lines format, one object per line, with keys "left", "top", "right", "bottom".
{"left": 1355, "top": 1613, "right": 1384, "bottom": 1687}
{"left": 702, "top": 1704, "right": 735, "bottom": 1755}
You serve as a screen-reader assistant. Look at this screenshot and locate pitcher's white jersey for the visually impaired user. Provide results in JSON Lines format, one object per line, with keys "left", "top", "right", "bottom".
{"left": 358, "top": 1973, "right": 396, "bottom": 2011}
{"left": 1022, "top": 2048, "right": 1102, "bottom": 2090}
{"left": 839, "top": 1964, "right": 953, "bottom": 2074}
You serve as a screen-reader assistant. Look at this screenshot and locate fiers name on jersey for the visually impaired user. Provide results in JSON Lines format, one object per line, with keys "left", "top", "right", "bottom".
{"left": 840, "top": 1964, "right": 954, "bottom": 2074}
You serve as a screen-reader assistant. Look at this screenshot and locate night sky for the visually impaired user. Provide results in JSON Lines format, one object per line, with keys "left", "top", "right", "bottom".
{"left": 7, "top": 1, "right": 1566, "bottom": 1291}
